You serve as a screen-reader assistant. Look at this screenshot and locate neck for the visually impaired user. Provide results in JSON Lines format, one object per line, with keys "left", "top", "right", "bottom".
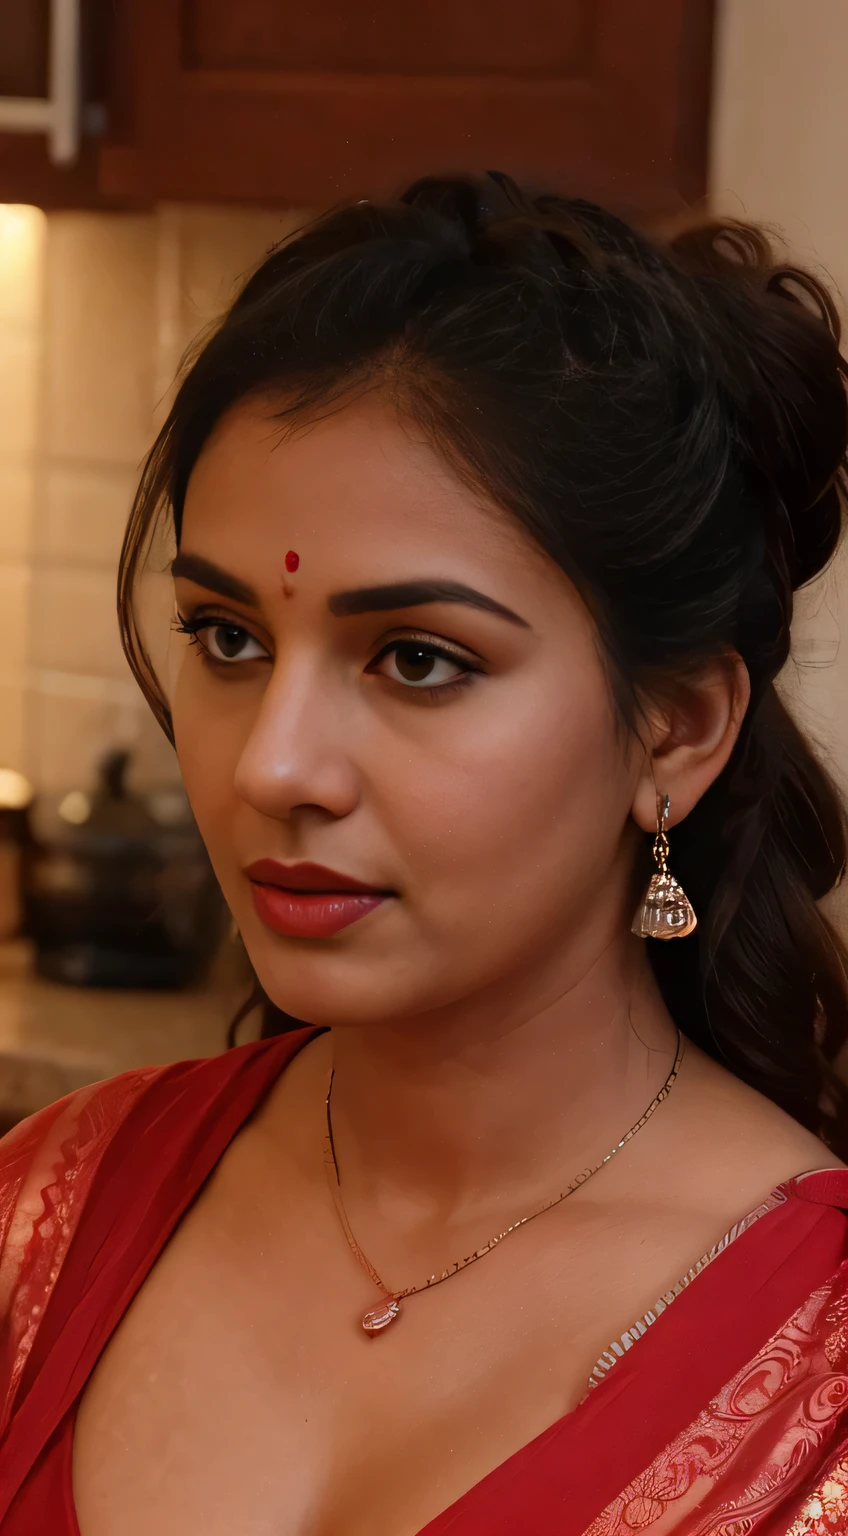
{"left": 326, "top": 933, "right": 678, "bottom": 1219}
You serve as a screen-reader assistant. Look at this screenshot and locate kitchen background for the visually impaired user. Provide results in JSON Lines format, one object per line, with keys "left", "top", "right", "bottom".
{"left": 0, "top": 0, "right": 846, "bottom": 1124}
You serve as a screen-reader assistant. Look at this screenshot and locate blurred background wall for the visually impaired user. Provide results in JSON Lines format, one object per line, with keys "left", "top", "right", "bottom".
{"left": 0, "top": 204, "right": 297, "bottom": 795}
{"left": 713, "top": 0, "right": 848, "bottom": 300}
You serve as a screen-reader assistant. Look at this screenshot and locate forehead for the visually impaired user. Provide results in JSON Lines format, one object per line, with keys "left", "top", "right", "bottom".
{"left": 181, "top": 395, "right": 538, "bottom": 576}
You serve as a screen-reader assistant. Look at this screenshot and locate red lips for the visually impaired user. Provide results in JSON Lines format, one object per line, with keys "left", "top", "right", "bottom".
{"left": 245, "top": 859, "right": 391, "bottom": 939}
{"left": 245, "top": 859, "right": 383, "bottom": 893}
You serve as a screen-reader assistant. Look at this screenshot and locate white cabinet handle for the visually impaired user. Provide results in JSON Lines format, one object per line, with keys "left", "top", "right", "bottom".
{"left": 0, "top": 0, "right": 82, "bottom": 164}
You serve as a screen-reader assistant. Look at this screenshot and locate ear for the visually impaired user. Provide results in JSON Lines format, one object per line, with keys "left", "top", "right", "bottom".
{"left": 631, "top": 654, "right": 751, "bottom": 833}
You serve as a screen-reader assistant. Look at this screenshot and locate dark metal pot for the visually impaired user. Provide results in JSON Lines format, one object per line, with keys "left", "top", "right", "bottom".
{"left": 23, "top": 749, "right": 227, "bottom": 989}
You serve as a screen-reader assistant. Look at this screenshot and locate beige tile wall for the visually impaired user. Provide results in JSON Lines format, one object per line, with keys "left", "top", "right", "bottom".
{"left": 0, "top": 203, "right": 298, "bottom": 796}
{"left": 0, "top": 206, "right": 43, "bottom": 773}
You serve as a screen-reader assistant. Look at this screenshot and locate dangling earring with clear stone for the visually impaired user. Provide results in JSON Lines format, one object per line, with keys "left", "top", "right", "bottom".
{"left": 631, "top": 793, "right": 697, "bottom": 940}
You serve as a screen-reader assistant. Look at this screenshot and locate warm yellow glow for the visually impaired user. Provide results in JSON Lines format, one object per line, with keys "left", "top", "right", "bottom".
{"left": 58, "top": 790, "right": 91, "bottom": 825}
{"left": 0, "top": 203, "right": 40, "bottom": 233}
{"left": 0, "top": 204, "right": 46, "bottom": 328}
{"left": 0, "top": 769, "right": 32, "bottom": 809}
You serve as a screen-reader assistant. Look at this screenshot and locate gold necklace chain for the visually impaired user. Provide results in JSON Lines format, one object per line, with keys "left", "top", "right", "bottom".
{"left": 323, "top": 1030, "right": 685, "bottom": 1335}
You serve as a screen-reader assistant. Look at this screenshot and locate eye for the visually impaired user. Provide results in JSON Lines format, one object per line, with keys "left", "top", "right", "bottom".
{"left": 205, "top": 623, "right": 267, "bottom": 663}
{"left": 372, "top": 641, "right": 473, "bottom": 689}
{"left": 176, "top": 615, "right": 269, "bottom": 665}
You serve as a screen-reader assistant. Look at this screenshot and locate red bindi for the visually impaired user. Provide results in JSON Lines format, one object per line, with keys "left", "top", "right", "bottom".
{"left": 284, "top": 550, "right": 300, "bottom": 573}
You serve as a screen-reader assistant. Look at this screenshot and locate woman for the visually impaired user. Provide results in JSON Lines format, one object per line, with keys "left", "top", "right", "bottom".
{"left": 2, "top": 172, "right": 848, "bottom": 1534}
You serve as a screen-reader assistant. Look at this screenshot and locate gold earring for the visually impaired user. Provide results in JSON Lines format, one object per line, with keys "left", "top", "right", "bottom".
{"left": 631, "top": 794, "right": 697, "bottom": 940}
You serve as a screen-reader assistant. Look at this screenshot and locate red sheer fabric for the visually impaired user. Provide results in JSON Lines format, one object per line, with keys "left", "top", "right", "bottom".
{"left": 1, "top": 1033, "right": 848, "bottom": 1534}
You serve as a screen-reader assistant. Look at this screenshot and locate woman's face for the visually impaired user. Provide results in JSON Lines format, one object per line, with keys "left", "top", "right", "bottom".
{"left": 172, "top": 397, "right": 642, "bottom": 1029}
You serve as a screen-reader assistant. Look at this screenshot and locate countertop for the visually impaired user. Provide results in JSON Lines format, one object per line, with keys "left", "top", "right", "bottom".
{"left": 0, "top": 938, "right": 255, "bottom": 1131}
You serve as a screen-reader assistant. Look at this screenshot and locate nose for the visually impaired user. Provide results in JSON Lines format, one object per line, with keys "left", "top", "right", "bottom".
{"left": 233, "top": 657, "right": 361, "bottom": 824}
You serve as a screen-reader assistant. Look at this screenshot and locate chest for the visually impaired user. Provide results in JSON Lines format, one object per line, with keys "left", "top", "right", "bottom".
{"left": 70, "top": 1160, "right": 716, "bottom": 1536}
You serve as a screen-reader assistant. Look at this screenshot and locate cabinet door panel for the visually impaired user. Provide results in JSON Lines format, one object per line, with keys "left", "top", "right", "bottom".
{"left": 0, "top": 0, "right": 133, "bottom": 208}
{"left": 184, "top": 0, "right": 589, "bottom": 76}
{"left": 0, "top": 2, "right": 50, "bottom": 97}
{"left": 100, "top": 0, "right": 713, "bottom": 213}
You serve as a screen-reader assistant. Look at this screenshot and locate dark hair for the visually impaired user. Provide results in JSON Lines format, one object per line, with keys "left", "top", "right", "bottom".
{"left": 119, "top": 172, "right": 848, "bottom": 1150}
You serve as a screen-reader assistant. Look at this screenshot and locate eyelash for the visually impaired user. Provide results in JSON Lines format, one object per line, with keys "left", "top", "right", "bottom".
{"left": 173, "top": 615, "right": 267, "bottom": 669}
{"left": 173, "top": 615, "right": 482, "bottom": 704}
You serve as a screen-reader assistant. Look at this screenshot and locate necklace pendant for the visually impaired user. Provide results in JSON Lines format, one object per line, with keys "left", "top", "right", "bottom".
{"left": 362, "top": 1296, "right": 401, "bottom": 1334}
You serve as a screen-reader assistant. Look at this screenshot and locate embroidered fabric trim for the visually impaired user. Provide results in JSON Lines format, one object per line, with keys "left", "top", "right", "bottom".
{"left": 785, "top": 1454, "right": 848, "bottom": 1533}
{"left": 586, "top": 1187, "right": 789, "bottom": 1391}
{"left": 585, "top": 1266, "right": 848, "bottom": 1534}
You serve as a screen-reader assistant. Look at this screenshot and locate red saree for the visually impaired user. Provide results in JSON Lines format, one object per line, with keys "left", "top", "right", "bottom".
{"left": 2, "top": 1030, "right": 848, "bottom": 1535}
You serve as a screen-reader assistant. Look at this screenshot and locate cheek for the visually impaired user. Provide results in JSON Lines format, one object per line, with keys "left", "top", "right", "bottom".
{"left": 171, "top": 676, "right": 247, "bottom": 864}
{"left": 386, "top": 671, "right": 631, "bottom": 923}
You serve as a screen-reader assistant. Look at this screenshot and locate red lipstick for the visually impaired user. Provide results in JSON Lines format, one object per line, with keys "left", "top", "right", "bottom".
{"left": 245, "top": 859, "right": 391, "bottom": 939}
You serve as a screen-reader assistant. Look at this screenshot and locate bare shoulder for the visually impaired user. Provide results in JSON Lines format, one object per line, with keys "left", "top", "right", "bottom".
{"left": 657, "top": 1037, "right": 846, "bottom": 1222}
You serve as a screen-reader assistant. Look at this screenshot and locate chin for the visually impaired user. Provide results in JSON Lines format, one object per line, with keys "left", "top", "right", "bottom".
{"left": 246, "top": 930, "right": 420, "bottom": 1030}
{"left": 249, "top": 929, "right": 487, "bottom": 1032}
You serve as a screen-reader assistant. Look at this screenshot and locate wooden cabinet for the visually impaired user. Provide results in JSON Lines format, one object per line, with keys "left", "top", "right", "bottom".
{"left": 0, "top": 0, "right": 129, "bottom": 208}
{"left": 1, "top": 0, "right": 715, "bottom": 215}
{"left": 101, "top": 0, "right": 714, "bottom": 214}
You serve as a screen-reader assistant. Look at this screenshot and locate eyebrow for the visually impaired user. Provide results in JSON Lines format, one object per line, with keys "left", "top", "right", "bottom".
{"left": 171, "top": 552, "right": 257, "bottom": 605}
{"left": 328, "top": 581, "right": 530, "bottom": 628}
{"left": 171, "top": 554, "right": 529, "bottom": 630}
